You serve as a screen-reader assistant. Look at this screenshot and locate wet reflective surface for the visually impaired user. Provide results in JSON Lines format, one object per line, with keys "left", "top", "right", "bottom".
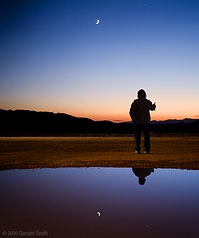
{"left": 0, "top": 168, "right": 199, "bottom": 238}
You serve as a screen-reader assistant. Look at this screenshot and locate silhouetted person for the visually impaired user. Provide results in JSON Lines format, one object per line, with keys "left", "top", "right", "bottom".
{"left": 129, "top": 89, "right": 156, "bottom": 154}
{"left": 132, "top": 168, "right": 154, "bottom": 185}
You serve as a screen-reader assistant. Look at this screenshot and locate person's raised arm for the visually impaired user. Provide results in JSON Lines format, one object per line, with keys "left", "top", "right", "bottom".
{"left": 150, "top": 102, "right": 156, "bottom": 111}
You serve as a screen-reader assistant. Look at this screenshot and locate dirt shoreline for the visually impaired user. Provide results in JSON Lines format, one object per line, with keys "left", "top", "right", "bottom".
{"left": 0, "top": 136, "right": 199, "bottom": 171}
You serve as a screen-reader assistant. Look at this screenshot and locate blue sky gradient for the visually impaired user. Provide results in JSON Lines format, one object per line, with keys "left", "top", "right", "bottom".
{"left": 1, "top": 0, "right": 199, "bottom": 121}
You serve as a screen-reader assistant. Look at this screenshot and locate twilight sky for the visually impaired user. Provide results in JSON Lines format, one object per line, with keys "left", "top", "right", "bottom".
{"left": 0, "top": 0, "right": 199, "bottom": 121}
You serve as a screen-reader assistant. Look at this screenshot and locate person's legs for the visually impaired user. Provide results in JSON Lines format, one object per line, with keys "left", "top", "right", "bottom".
{"left": 143, "top": 124, "right": 150, "bottom": 153}
{"left": 133, "top": 123, "right": 141, "bottom": 153}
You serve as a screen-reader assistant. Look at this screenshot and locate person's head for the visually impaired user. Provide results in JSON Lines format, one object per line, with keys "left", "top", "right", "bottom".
{"left": 137, "top": 89, "right": 146, "bottom": 99}
{"left": 138, "top": 177, "right": 146, "bottom": 185}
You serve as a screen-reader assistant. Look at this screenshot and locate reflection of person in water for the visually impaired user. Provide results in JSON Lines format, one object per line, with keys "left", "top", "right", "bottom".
{"left": 132, "top": 168, "right": 154, "bottom": 185}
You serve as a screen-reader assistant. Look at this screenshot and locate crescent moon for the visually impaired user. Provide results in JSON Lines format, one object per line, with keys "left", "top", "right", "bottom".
{"left": 97, "top": 211, "right": 101, "bottom": 216}
{"left": 96, "top": 19, "right": 100, "bottom": 25}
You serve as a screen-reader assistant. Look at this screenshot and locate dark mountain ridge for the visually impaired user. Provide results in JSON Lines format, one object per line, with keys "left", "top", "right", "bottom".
{"left": 0, "top": 109, "right": 199, "bottom": 135}
{"left": 0, "top": 109, "right": 131, "bottom": 135}
{"left": 123, "top": 118, "right": 198, "bottom": 124}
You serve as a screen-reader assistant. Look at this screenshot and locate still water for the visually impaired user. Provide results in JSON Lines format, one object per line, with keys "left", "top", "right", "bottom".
{"left": 0, "top": 168, "right": 199, "bottom": 238}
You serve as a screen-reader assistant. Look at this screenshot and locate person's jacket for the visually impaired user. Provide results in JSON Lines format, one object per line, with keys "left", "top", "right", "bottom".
{"left": 129, "top": 98, "right": 156, "bottom": 124}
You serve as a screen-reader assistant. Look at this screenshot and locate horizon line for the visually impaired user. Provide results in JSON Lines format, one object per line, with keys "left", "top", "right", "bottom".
{"left": 1, "top": 108, "right": 198, "bottom": 123}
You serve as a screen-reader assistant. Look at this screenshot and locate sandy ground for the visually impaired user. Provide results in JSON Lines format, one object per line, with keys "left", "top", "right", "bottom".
{"left": 0, "top": 136, "right": 199, "bottom": 170}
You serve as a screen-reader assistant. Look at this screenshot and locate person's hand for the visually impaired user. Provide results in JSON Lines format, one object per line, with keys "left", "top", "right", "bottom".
{"left": 153, "top": 102, "right": 156, "bottom": 110}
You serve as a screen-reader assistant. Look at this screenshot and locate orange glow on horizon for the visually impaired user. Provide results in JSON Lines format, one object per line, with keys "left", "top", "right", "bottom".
{"left": 74, "top": 114, "right": 197, "bottom": 123}
{"left": 0, "top": 106, "right": 198, "bottom": 123}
